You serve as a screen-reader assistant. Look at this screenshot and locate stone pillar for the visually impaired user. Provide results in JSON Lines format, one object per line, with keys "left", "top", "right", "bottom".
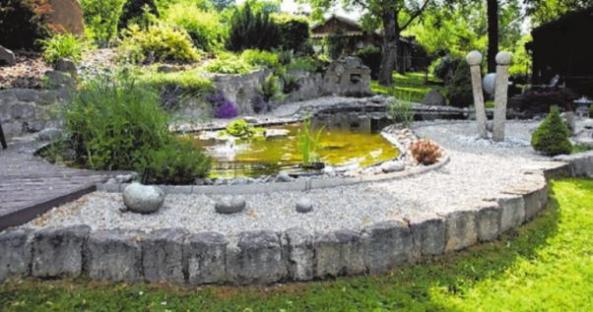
{"left": 466, "top": 51, "right": 487, "bottom": 139}
{"left": 493, "top": 52, "right": 512, "bottom": 142}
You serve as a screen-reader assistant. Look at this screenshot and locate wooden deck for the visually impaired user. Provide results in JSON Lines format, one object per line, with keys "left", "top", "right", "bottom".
{"left": 0, "top": 139, "right": 111, "bottom": 231}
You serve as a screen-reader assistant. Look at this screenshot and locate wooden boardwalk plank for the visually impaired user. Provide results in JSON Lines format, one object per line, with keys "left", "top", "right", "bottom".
{"left": 0, "top": 139, "right": 113, "bottom": 230}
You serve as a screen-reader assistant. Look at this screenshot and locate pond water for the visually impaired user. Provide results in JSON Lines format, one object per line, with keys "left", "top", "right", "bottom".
{"left": 191, "top": 118, "right": 399, "bottom": 178}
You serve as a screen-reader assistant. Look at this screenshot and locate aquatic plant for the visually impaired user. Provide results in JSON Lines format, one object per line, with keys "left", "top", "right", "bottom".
{"left": 297, "top": 117, "right": 323, "bottom": 166}
{"left": 224, "top": 119, "right": 257, "bottom": 138}
{"left": 389, "top": 92, "right": 415, "bottom": 128}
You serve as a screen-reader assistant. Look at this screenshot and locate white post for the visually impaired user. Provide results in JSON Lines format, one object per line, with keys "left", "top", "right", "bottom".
{"left": 466, "top": 51, "right": 487, "bottom": 139}
{"left": 493, "top": 51, "right": 512, "bottom": 142}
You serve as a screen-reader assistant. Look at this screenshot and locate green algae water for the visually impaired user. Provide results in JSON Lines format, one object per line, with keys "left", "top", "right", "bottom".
{"left": 192, "top": 122, "right": 399, "bottom": 178}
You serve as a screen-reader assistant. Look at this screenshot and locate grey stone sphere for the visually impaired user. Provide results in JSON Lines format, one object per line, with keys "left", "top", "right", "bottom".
{"left": 215, "top": 196, "right": 246, "bottom": 214}
{"left": 496, "top": 51, "right": 513, "bottom": 65}
{"left": 483, "top": 73, "right": 497, "bottom": 95}
{"left": 466, "top": 51, "right": 483, "bottom": 66}
{"left": 296, "top": 198, "right": 313, "bottom": 213}
{"left": 123, "top": 183, "right": 165, "bottom": 214}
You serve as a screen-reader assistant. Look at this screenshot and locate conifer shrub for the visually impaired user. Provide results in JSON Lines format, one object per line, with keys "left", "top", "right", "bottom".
{"left": 226, "top": 3, "right": 281, "bottom": 51}
{"left": 531, "top": 106, "right": 573, "bottom": 156}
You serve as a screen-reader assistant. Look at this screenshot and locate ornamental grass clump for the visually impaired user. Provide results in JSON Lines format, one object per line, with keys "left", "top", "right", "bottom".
{"left": 410, "top": 139, "right": 442, "bottom": 165}
{"left": 531, "top": 106, "right": 573, "bottom": 156}
{"left": 64, "top": 73, "right": 210, "bottom": 183}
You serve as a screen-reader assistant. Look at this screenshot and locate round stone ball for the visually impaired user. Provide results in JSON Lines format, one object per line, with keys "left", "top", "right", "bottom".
{"left": 496, "top": 51, "right": 513, "bottom": 65}
{"left": 482, "top": 73, "right": 497, "bottom": 95}
{"left": 296, "top": 198, "right": 313, "bottom": 213}
{"left": 215, "top": 196, "right": 246, "bottom": 214}
{"left": 123, "top": 183, "right": 165, "bottom": 214}
{"left": 466, "top": 51, "right": 483, "bottom": 66}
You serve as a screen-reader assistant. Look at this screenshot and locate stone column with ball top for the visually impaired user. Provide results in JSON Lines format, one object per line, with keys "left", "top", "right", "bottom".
{"left": 493, "top": 52, "right": 512, "bottom": 142}
{"left": 466, "top": 51, "right": 487, "bottom": 139}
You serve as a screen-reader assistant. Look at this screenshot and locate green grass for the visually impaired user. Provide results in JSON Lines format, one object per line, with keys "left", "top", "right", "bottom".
{"left": 2, "top": 179, "right": 593, "bottom": 311}
{"left": 134, "top": 66, "right": 214, "bottom": 96}
{"left": 572, "top": 143, "right": 593, "bottom": 154}
{"left": 372, "top": 72, "right": 445, "bottom": 102}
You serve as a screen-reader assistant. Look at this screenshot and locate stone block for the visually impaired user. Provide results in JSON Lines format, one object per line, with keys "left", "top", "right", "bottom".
{"left": 31, "top": 225, "right": 90, "bottom": 278}
{"left": 0, "top": 228, "right": 32, "bottom": 282}
{"left": 476, "top": 203, "right": 502, "bottom": 242}
{"left": 498, "top": 195, "right": 525, "bottom": 233}
{"left": 314, "top": 229, "right": 366, "bottom": 278}
{"left": 226, "top": 231, "right": 287, "bottom": 284}
{"left": 523, "top": 184, "right": 549, "bottom": 221}
{"left": 284, "top": 228, "right": 314, "bottom": 281}
{"left": 87, "top": 230, "right": 143, "bottom": 282}
{"left": 444, "top": 210, "right": 478, "bottom": 252}
{"left": 143, "top": 228, "right": 187, "bottom": 284}
{"left": 363, "top": 220, "right": 414, "bottom": 274}
{"left": 185, "top": 232, "right": 228, "bottom": 285}
{"left": 409, "top": 215, "right": 446, "bottom": 257}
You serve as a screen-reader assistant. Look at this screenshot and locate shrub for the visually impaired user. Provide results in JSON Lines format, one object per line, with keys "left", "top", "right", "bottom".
{"left": 207, "top": 92, "right": 239, "bottom": 118}
{"left": 164, "top": 3, "right": 224, "bottom": 52}
{"left": 0, "top": 0, "right": 51, "bottom": 50}
{"left": 40, "top": 33, "right": 87, "bottom": 64}
{"left": 446, "top": 61, "right": 473, "bottom": 108}
{"left": 272, "top": 13, "right": 310, "bottom": 52}
{"left": 136, "top": 68, "right": 214, "bottom": 95}
{"left": 433, "top": 55, "right": 462, "bottom": 83}
{"left": 227, "top": 3, "right": 281, "bottom": 51}
{"left": 205, "top": 53, "right": 253, "bottom": 74}
{"left": 531, "top": 106, "right": 573, "bottom": 156}
{"left": 356, "top": 46, "right": 381, "bottom": 79}
{"left": 509, "top": 88, "right": 577, "bottom": 116}
{"left": 118, "top": 23, "right": 200, "bottom": 64}
{"left": 241, "top": 49, "right": 280, "bottom": 69}
{"left": 286, "top": 56, "right": 323, "bottom": 73}
{"left": 65, "top": 74, "right": 170, "bottom": 170}
{"left": 141, "top": 139, "right": 211, "bottom": 184}
{"left": 81, "top": 0, "right": 126, "bottom": 46}
{"left": 118, "top": 0, "right": 159, "bottom": 30}
{"left": 410, "top": 139, "right": 442, "bottom": 165}
{"left": 64, "top": 73, "right": 210, "bottom": 182}
{"left": 261, "top": 74, "right": 285, "bottom": 102}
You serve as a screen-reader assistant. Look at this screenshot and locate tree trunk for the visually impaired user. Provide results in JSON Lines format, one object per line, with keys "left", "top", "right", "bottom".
{"left": 378, "top": 10, "right": 399, "bottom": 86}
{"left": 487, "top": 0, "right": 499, "bottom": 73}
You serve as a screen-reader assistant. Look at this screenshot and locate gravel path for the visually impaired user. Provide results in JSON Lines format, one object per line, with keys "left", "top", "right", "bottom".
{"left": 27, "top": 120, "right": 560, "bottom": 234}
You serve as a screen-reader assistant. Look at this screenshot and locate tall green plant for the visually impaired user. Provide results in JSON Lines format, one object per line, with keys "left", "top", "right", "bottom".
{"left": 81, "top": 0, "right": 126, "bottom": 46}
{"left": 226, "top": 3, "right": 281, "bottom": 51}
{"left": 389, "top": 93, "right": 415, "bottom": 128}
{"left": 297, "top": 117, "right": 323, "bottom": 165}
{"left": 40, "top": 34, "right": 87, "bottom": 64}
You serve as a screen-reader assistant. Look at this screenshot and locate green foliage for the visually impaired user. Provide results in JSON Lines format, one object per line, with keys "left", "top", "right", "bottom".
{"left": 64, "top": 73, "right": 210, "bottom": 182}
{"left": 297, "top": 117, "right": 323, "bottom": 165}
{"left": 226, "top": 3, "right": 281, "bottom": 51}
{"left": 240, "top": 49, "right": 280, "bottom": 69}
{"left": 389, "top": 93, "right": 415, "bottom": 128}
{"left": 509, "top": 34, "right": 532, "bottom": 76}
{"left": 261, "top": 74, "right": 285, "bottom": 102}
{"left": 141, "top": 139, "right": 211, "bottom": 184}
{"left": 433, "top": 55, "right": 462, "bottom": 83}
{"left": 163, "top": 2, "right": 224, "bottom": 52}
{"left": 118, "top": 0, "right": 159, "bottom": 30}
{"left": 531, "top": 106, "right": 573, "bottom": 156}
{"left": 118, "top": 23, "right": 201, "bottom": 64}
{"left": 223, "top": 119, "right": 258, "bottom": 138}
{"left": 135, "top": 67, "right": 214, "bottom": 96}
{"left": 446, "top": 61, "right": 473, "bottom": 108}
{"left": 205, "top": 53, "right": 253, "bottom": 74}
{"left": 286, "top": 56, "right": 324, "bottom": 72}
{"left": 40, "top": 34, "right": 87, "bottom": 65}
{"left": 65, "top": 74, "right": 170, "bottom": 171}
{"left": 272, "top": 13, "right": 310, "bottom": 52}
{"left": 81, "top": 0, "right": 126, "bottom": 46}
{"left": 372, "top": 72, "right": 444, "bottom": 103}
{"left": 325, "top": 29, "right": 348, "bottom": 60}
{"left": 0, "top": 0, "right": 51, "bottom": 50}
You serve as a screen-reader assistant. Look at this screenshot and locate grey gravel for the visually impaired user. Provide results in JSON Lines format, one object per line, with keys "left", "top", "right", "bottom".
{"left": 25, "top": 120, "right": 560, "bottom": 235}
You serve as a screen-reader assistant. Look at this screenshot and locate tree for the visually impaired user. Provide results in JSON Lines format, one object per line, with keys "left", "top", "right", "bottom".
{"left": 525, "top": 0, "right": 593, "bottom": 25}
{"left": 307, "top": 0, "right": 432, "bottom": 86}
{"left": 486, "top": 0, "right": 498, "bottom": 72}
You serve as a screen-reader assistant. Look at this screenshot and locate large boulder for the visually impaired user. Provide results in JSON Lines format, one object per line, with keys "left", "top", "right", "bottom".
{"left": 422, "top": 89, "right": 446, "bottom": 106}
{"left": 123, "top": 183, "right": 165, "bottom": 214}
{"left": 45, "top": 0, "right": 84, "bottom": 35}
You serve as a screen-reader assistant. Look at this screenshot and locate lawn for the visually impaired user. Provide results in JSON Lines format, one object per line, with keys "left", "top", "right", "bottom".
{"left": 2, "top": 179, "right": 593, "bottom": 311}
{"left": 372, "top": 72, "right": 445, "bottom": 102}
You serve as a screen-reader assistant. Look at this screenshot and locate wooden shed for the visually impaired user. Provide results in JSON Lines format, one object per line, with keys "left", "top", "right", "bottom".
{"left": 528, "top": 8, "right": 593, "bottom": 95}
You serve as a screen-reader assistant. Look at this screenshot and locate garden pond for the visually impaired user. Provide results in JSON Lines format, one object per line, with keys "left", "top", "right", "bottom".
{"left": 190, "top": 117, "right": 400, "bottom": 178}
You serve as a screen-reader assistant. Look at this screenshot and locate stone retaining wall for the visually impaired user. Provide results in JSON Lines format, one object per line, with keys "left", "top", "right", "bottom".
{"left": 3, "top": 151, "right": 592, "bottom": 286}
